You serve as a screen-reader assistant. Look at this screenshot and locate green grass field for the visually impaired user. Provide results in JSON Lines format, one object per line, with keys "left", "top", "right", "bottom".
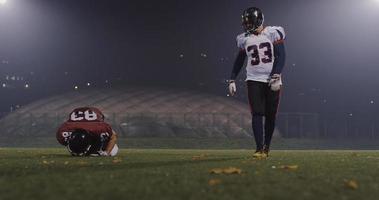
{"left": 1, "top": 148, "right": 379, "bottom": 200}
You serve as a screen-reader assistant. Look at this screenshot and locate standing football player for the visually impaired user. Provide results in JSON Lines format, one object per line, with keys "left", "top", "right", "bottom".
{"left": 228, "top": 7, "right": 286, "bottom": 158}
{"left": 57, "top": 107, "right": 119, "bottom": 156}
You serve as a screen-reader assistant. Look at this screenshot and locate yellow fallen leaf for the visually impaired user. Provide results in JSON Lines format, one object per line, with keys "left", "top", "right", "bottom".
{"left": 210, "top": 168, "right": 223, "bottom": 174}
{"left": 344, "top": 180, "right": 358, "bottom": 190}
{"left": 64, "top": 161, "right": 69, "bottom": 165}
{"left": 42, "top": 160, "right": 55, "bottom": 165}
{"left": 223, "top": 167, "right": 242, "bottom": 174}
{"left": 278, "top": 165, "right": 298, "bottom": 170}
{"left": 112, "top": 158, "right": 122, "bottom": 164}
{"left": 77, "top": 161, "right": 88, "bottom": 166}
{"left": 208, "top": 179, "right": 222, "bottom": 186}
{"left": 210, "top": 167, "right": 242, "bottom": 175}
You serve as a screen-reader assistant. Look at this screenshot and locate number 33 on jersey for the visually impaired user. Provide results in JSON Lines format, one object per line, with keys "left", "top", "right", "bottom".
{"left": 236, "top": 26, "right": 285, "bottom": 83}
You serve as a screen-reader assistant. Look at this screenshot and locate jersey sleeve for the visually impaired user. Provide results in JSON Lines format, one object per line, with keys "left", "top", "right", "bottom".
{"left": 266, "top": 26, "right": 286, "bottom": 44}
{"left": 236, "top": 33, "right": 247, "bottom": 50}
{"left": 56, "top": 122, "right": 71, "bottom": 146}
{"left": 89, "top": 123, "right": 114, "bottom": 151}
{"left": 92, "top": 123, "right": 113, "bottom": 138}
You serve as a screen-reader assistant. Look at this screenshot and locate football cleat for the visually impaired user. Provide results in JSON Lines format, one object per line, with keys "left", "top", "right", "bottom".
{"left": 242, "top": 7, "right": 264, "bottom": 34}
{"left": 263, "top": 146, "right": 270, "bottom": 157}
{"left": 252, "top": 151, "right": 262, "bottom": 158}
{"left": 253, "top": 150, "right": 267, "bottom": 159}
{"left": 98, "top": 150, "right": 109, "bottom": 156}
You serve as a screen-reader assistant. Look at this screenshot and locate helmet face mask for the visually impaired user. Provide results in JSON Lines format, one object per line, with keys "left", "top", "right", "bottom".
{"left": 67, "top": 129, "right": 94, "bottom": 156}
{"left": 242, "top": 7, "right": 264, "bottom": 34}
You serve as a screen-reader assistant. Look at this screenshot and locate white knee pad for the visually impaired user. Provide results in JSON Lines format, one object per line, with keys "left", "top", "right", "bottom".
{"left": 110, "top": 144, "right": 119, "bottom": 156}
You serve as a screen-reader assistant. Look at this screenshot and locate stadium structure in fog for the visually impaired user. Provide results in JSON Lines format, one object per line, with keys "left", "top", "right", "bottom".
{"left": 0, "top": 87, "right": 262, "bottom": 139}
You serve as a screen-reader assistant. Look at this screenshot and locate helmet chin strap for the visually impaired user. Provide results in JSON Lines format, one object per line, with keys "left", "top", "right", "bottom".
{"left": 84, "top": 145, "right": 92, "bottom": 155}
{"left": 255, "top": 25, "right": 265, "bottom": 33}
{"left": 247, "top": 25, "right": 264, "bottom": 35}
{"left": 67, "top": 144, "right": 92, "bottom": 156}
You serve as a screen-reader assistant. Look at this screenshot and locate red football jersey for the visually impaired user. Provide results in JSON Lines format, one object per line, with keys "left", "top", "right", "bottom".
{"left": 56, "top": 107, "right": 112, "bottom": 146}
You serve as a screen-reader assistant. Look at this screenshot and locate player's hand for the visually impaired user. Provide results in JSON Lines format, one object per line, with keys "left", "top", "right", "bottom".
{"left": 228, "top": 80, "right": 237, "bottom": 96}
{"left": 98, "top": 151, "right": 109, "bottom": 156}
{"left": 268, "top": 74, "right": 281, "bottom": 91}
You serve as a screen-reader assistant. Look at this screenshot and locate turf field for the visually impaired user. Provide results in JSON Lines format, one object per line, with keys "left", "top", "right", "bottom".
{"left": 1, "top": 148, "right": 379, "bottom": 200}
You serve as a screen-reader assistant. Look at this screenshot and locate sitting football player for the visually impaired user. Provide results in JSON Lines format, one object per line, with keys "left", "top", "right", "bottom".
{"left": 56, "top": 107, "right": 118, "bottom": 156}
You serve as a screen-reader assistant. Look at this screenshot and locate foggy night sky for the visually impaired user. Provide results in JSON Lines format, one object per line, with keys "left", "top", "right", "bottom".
{"left": 0, "top": 0, "right": 379, "bottom": 115}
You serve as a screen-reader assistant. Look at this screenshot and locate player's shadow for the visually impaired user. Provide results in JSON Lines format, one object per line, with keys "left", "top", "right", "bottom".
{"left": 82, "top": 156, "right": 245, "bottom": 172}
{"left": 124, "top": 157, "right": 243, "bottom": 169}
{"left": 43, "top": 156, "right": 244, "bottom": 170}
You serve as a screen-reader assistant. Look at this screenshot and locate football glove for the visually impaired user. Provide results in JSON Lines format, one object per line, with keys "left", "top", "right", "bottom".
{"left": 98, "top": 150, "right": 109, "bottom": 157}
{"left": 228, "top": 80, "right": 237, "bottom": 96}
{"left": 268, "top": 74, "right": 282, "bottom": 91}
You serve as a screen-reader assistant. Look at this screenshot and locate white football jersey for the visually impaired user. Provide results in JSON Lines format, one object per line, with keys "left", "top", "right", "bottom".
{"left": 236, "top": 26, "right": 285, "bottom": 83}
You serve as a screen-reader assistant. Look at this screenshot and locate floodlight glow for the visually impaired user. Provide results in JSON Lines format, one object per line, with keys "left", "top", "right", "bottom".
{"left": 0, "top": 0, "right": 7, "bottom": 5}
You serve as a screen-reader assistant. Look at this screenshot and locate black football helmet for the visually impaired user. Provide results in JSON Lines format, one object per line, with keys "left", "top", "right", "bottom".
{"left": 67, "top": 129, "right": 94, "bottom": 156}
{"left": 242, "top": 7, "right": 264, "bottom": 34}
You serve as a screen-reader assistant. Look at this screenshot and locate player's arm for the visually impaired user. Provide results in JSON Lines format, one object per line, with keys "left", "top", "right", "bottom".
{"left": 230, "top": 49, "right": 247, "bottom": 81}
{"left": 268, "top": 28, "right": 286, "bottom": 91}
{"left": 105, "top": 130, "right": 118, "bottom": 155}
{"left": 270, "top": 41, "right": 286, "bottom": 76}
{"left": 270, "top": 27, "right": 286, "bottom": 76}
{"left": 268, "top": 41, "right": 286, "bottom": 91}
{"left": 229, "top": 50, "right": 247, "bottom": 96}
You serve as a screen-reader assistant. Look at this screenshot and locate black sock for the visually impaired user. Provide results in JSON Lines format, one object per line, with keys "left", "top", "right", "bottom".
{"left": 264, "top": 116, "right": 276, "bottom": 148}
{"left": 252, "top": 114, "right": 264, "bottom": 150}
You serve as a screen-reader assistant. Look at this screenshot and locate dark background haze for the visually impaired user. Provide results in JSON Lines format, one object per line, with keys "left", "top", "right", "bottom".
{"left": 0, "top": 0, "right": 379, "bottom": 118}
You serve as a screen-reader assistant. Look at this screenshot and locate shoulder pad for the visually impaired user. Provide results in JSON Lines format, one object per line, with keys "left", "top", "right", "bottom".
{"left": 264, "top": 26, "right": 286, "bottom": 43}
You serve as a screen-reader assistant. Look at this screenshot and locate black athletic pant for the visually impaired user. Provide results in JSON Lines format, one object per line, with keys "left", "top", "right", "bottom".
{"left": 247, "top": 81, "right": 281, "bottom": 150}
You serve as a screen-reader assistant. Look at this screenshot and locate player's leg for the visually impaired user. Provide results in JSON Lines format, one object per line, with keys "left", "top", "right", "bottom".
{"left": 247, "top": 81, "right": 266, "bottom": 157}
{"left": 252, "top": 115, "right": 264, "bottom": 152}
{"left": 263, "top": 87, "right": 281, "bottom": 155}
